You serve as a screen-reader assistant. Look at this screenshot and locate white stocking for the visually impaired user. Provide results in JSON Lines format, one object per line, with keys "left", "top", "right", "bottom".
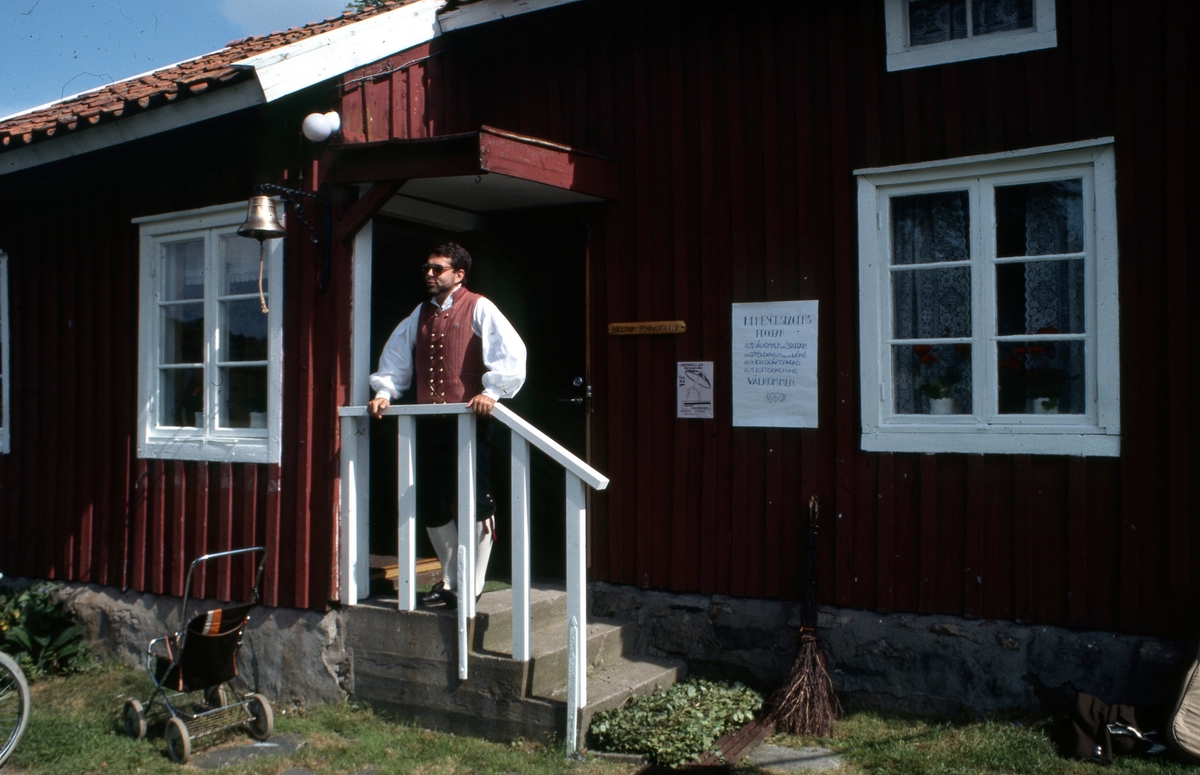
{"left": 426, "top": 522, "right": 458, "bottom": 592}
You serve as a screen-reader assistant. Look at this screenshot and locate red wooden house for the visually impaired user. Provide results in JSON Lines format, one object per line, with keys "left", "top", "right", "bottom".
{"left": 0, "top": 0, "right": 1195, "bottom": 685}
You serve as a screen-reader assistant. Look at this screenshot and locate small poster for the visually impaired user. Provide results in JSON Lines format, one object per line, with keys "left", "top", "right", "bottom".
{"left": 731, "top": 301, "right": 818, "bottom": 428}
{"left": 677, "top": 362, "right": 714, "bottom": 419}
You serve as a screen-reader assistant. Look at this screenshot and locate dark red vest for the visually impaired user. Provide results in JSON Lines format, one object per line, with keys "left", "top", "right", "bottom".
{"left": 415, "top": 288, "right": 485, "bottom": 404}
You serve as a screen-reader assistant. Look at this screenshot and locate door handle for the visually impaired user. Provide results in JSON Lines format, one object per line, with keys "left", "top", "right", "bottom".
{"left": 557, "top": 397, "right": 584, "bottom": 404}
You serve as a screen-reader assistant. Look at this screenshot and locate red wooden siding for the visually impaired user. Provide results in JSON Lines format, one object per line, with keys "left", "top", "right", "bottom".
{"left": 0, "top": 107, "right": 345, "bottom": 610}
{"left": 335, "top": 0, "right": 1197, "bottom": 637}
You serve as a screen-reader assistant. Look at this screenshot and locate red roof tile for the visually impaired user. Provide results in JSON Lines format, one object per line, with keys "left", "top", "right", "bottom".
{"left": 0, "top": 0, "right": 412, "bottom": 154}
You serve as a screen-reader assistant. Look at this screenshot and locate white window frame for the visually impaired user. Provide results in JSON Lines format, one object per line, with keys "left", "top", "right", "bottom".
{"left": 0, "top": 252, "right": 10, "bottom": 454}
{"left": 884, "top": 0, "right": 1057, "bottom": 71}
{"left": 135, "top": 202, "right": 284, "bottom": 464}
{"left": 856, "top": 138, "right": 1119, "bottom": 456}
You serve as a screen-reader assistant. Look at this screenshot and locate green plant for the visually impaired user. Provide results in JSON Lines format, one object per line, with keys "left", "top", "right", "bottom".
{"left": 588, "top": 678, "right": 764, "bottom": 767}
{"left": 0, "top": 583, "right": 92, "bottom": 677}
{"left": 912, "top": 344, "right": 963, "bottom": 400}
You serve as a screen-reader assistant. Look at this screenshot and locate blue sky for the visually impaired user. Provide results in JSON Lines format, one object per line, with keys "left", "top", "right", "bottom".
{"left": 1, "top": 0, "right": 353, "bottom": 119}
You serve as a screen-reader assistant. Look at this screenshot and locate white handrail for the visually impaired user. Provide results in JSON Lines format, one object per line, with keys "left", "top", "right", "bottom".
{"left": 337, "top": 402, "right": 608, "bottom": 752}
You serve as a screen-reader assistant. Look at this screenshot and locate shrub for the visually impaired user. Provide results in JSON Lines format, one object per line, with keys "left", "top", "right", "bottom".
{"left": 0, "top": 582, "right": 92, "bottom": 677}
{"left": 588, "top": 678, "right": 764, "bottom": 767}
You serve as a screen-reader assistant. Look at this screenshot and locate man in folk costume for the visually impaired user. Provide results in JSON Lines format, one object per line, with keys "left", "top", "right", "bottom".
{"left": 368, "top": 242, "right": 527, "bottom": 609}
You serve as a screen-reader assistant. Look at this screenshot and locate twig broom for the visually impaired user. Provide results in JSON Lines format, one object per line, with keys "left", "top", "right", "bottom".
{"left": 767, "top": 495, "right": 841, "bottom": 737}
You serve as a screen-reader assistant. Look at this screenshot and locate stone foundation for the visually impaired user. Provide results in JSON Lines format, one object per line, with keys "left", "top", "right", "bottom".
{"left": 50, "top": 582, "right": 349, "bottom": 709}
{"left": 14, "top": 578, "right": 1194, "bottom": 717}
{"left": 589, "top": 582, "right": 1195, "bottom": 715}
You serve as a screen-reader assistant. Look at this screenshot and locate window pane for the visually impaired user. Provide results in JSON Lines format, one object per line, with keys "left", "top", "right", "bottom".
{"left": 222, "top": 234, "right": 267, "bottom": 295}
{"left": 220, "top": 366, "right": 267, "bottom": 429}
{"left": 998, "top": 339, "right": 1085, "bottom": 414}
{"left": 162, "top": 303, "right": 204, "bottom": 364}
{"left": 162, "top": 239, "right": 205, "bottom": 301}
{"left": 909, "top": 0, "right": 967, "bottom": 46}
{"left": 222, "top": 299, "right": 268, "bottom": 361}
{"left": 892, "top": 266, "right": 972, "bottom": 339}
{"left": 972, "top": 0, "right": 1033, "bottom": 35}
{"left": 996, "top": 259, "right": 1085, "bottom": 336}
{"left": 160, "top": 368, "right": 204, "bottom": 427}
{"left": 892, "top": 191, "right": 970, "bottom": 265}
{"left": 995, "top": 179, "right": 1083, "bottom": 257}
{"left": 893, "top": 343, "right": 973, "bottom": 415}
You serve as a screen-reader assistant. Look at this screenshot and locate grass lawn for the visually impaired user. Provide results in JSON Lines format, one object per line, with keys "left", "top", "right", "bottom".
{"left": 771, "top": 711, "right": 1200, "bottom": 775}
{"left": 9, "top": 663, "right": 1200, "bottom": 774}
{"left": 7, "top": 663, "right": 636, "bottom": 775}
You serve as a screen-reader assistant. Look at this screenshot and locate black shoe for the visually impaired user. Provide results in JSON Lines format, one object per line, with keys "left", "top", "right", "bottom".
{"left": 418, "top": 581, "right": 457, "bottom": 610}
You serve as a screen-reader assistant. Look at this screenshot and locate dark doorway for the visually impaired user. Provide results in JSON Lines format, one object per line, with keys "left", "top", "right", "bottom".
{"left": 368, "top": 209, "right": 589, "bottom": 580}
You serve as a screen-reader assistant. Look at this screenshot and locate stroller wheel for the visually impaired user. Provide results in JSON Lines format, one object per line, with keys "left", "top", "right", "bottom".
{"left": 121, "top": 698, "right": 147, "bottom": 740}
{"left": 165, "top": 717, "right": 191, "bottom": 764}
{"left": 246, "top": 693, "right": 273, "bottom": 741}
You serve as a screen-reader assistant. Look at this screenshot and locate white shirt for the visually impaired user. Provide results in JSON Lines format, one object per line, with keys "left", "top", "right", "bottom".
{"left": 370, "top": 286, "right": 527, "bottom": 402}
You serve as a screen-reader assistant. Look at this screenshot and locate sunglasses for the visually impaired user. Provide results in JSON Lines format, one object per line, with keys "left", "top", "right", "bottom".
{"left": 420, "top": 263, "right": 456, "bottom": 276}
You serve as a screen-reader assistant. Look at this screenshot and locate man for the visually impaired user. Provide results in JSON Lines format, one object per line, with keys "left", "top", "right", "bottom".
{"left": 368, "top": 243, "right": 526, "bottom": 609}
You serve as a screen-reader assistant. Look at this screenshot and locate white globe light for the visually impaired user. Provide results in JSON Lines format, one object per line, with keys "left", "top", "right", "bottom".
{"left": 302, "top": 112, "right": 333, "bottom": 142}
{"left": 323, "top": 111, "right": 341, "bottom": 134}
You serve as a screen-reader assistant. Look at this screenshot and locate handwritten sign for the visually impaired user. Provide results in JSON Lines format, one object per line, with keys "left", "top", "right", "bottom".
{"left": 677, "top": 361, "right": 714, "bottom": 419}
{"left": 607, "top": 320, "right": 687, "bottom": 336}
{"left": 731, "top": 301, "right": 818, "bottom": 428}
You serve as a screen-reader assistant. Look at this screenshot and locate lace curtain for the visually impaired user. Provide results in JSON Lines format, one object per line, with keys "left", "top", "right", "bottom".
{"left": 1019, "top": 181, "right": 1085, "bottom": 413}
{"left": 889, "top": 180, "right": 1084, "bottom": 415}
{"left": 908, "top": 0, "right": 1033, "bottom": 46}
{"left": 891, "top": 192, "right": 972, "bottom": 414}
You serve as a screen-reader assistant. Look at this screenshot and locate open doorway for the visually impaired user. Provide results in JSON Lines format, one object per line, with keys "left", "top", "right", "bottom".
{"left": 367, "top": 208, "right": 589, "bottom": 582}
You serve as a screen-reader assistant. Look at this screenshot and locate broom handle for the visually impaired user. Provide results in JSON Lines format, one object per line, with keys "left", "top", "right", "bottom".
{"left": 803, "top": 495, "right": 819, "bottom": 629}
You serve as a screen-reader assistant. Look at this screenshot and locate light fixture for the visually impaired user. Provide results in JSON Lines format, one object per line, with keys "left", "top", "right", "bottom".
{"left": 237, "top": 183, "right": 332, "bottom": 298}
{"left": 301, "top": 111, "right": 342, "bottom": 142}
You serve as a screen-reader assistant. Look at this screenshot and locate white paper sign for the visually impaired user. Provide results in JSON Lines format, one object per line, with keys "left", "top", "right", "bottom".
{"left": 677, "top": 362, "right": 714, "bottom": 419}
{"left": 731, "top": 301, "right": 818, "bottom": 428}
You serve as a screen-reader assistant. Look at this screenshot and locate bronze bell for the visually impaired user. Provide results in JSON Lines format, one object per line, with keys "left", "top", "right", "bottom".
{"left": 237, "top": 196, "right": 286, "bottom": 241}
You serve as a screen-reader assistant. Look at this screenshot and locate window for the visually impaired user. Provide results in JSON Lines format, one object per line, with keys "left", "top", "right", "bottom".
{"left": 856, "top": 139, "right": 1119, "bottom": 456}
{"left": 135, "top": 203, "right": 283, "bottom": 463}
{"left": 884, "top": 0, "right": 1057, "bottom": 71}
{"left": 0, "top": 252, "right": 9, "bottom": 454}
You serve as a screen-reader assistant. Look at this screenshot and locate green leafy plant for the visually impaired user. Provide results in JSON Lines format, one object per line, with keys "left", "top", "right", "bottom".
{"left": 0, "top": 583, "right": 92, "bottom": 677}
{"left": 588, "top": 678, "right": 764, "bottom": 767}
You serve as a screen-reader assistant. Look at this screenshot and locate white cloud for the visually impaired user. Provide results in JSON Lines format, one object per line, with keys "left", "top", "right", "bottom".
{"left": 217, "top": 0, "right": 353, "bottom": 36}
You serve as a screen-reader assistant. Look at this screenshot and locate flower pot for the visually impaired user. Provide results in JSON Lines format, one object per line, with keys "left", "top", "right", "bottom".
{"left": 1030, "top": 397, "right": 1058, "bottom": 414}
{"left": 928, "top": 397, "right": 957, "bottom": 415}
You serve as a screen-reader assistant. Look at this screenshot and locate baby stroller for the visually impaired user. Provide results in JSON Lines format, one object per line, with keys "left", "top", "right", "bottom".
{"left": 121, "top": 547, "right": 273, "bottom": 764}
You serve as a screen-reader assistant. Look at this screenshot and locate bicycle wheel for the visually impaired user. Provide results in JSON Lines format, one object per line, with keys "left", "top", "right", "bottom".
{"left": 0, "top": 651, "right": 30, "bottom": 768}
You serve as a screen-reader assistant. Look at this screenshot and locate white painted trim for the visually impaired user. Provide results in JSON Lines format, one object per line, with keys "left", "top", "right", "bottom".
{"left": 855, "top": 137, "right": 1115, "bottom": 179}
{"left": 233, "top": 0, "right": 446, "bottom": 103}
{"left": 136, "top": 202, "right": 284, "bottom": 464}
{"left": 856, "top": 142, "right": 1120, "bottom": 457}
{"left": 0, "top": 252, "right": 10, "bottom": 454}
{"left": 511, "top": 436, "right": 532, "bottom": 661}
{"left": 340, "top": 402, "right": 610, "bottom": 489}
{"left": 439, "top": 0, "right": 589, "bottom": 32}
{"left": 884, "top": 0, "right": 1057, "bottom": 72}
{"left": 0, "top": 80, "right": 265, "bottom": 179}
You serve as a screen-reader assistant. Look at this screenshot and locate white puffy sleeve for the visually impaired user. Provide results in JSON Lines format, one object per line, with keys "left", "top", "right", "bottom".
{"left": 473, "top": 297, "right": 527, "bottom": 400}
{"left": 369, "top": 305, "right": 422, "bottom": 400}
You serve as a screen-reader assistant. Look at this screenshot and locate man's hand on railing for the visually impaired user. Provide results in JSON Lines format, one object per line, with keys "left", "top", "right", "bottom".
{"left": 367, "top": 396, "right": 390, "bottom": 419}
{"left": 466, "top": 394, "right": 496, "bottom": 418}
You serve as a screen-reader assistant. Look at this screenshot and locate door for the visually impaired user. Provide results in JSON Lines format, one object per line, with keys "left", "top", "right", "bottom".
{"left": 367, "top": 209, "right": 589, "bottom": 581}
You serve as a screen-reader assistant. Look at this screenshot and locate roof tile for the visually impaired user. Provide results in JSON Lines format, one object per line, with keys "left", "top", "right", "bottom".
{"left": 0, "top": 0, "right": 413, "bottom": 154}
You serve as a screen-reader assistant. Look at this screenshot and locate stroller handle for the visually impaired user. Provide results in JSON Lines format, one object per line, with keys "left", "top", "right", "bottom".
{"left": 180, "top": 547, "right": 267, "bottom": 636}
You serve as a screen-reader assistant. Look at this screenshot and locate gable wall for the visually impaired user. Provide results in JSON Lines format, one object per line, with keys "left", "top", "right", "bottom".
{"left": 0, "top": 99, "right": 344, "bottom": 610}
{"left": 337, "top": 0, "right": 1198, "bottom": 636}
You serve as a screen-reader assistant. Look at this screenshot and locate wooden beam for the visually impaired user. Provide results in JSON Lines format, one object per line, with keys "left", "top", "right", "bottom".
{"left": 334, "top": 181, "right": 403, "bottom": 244}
